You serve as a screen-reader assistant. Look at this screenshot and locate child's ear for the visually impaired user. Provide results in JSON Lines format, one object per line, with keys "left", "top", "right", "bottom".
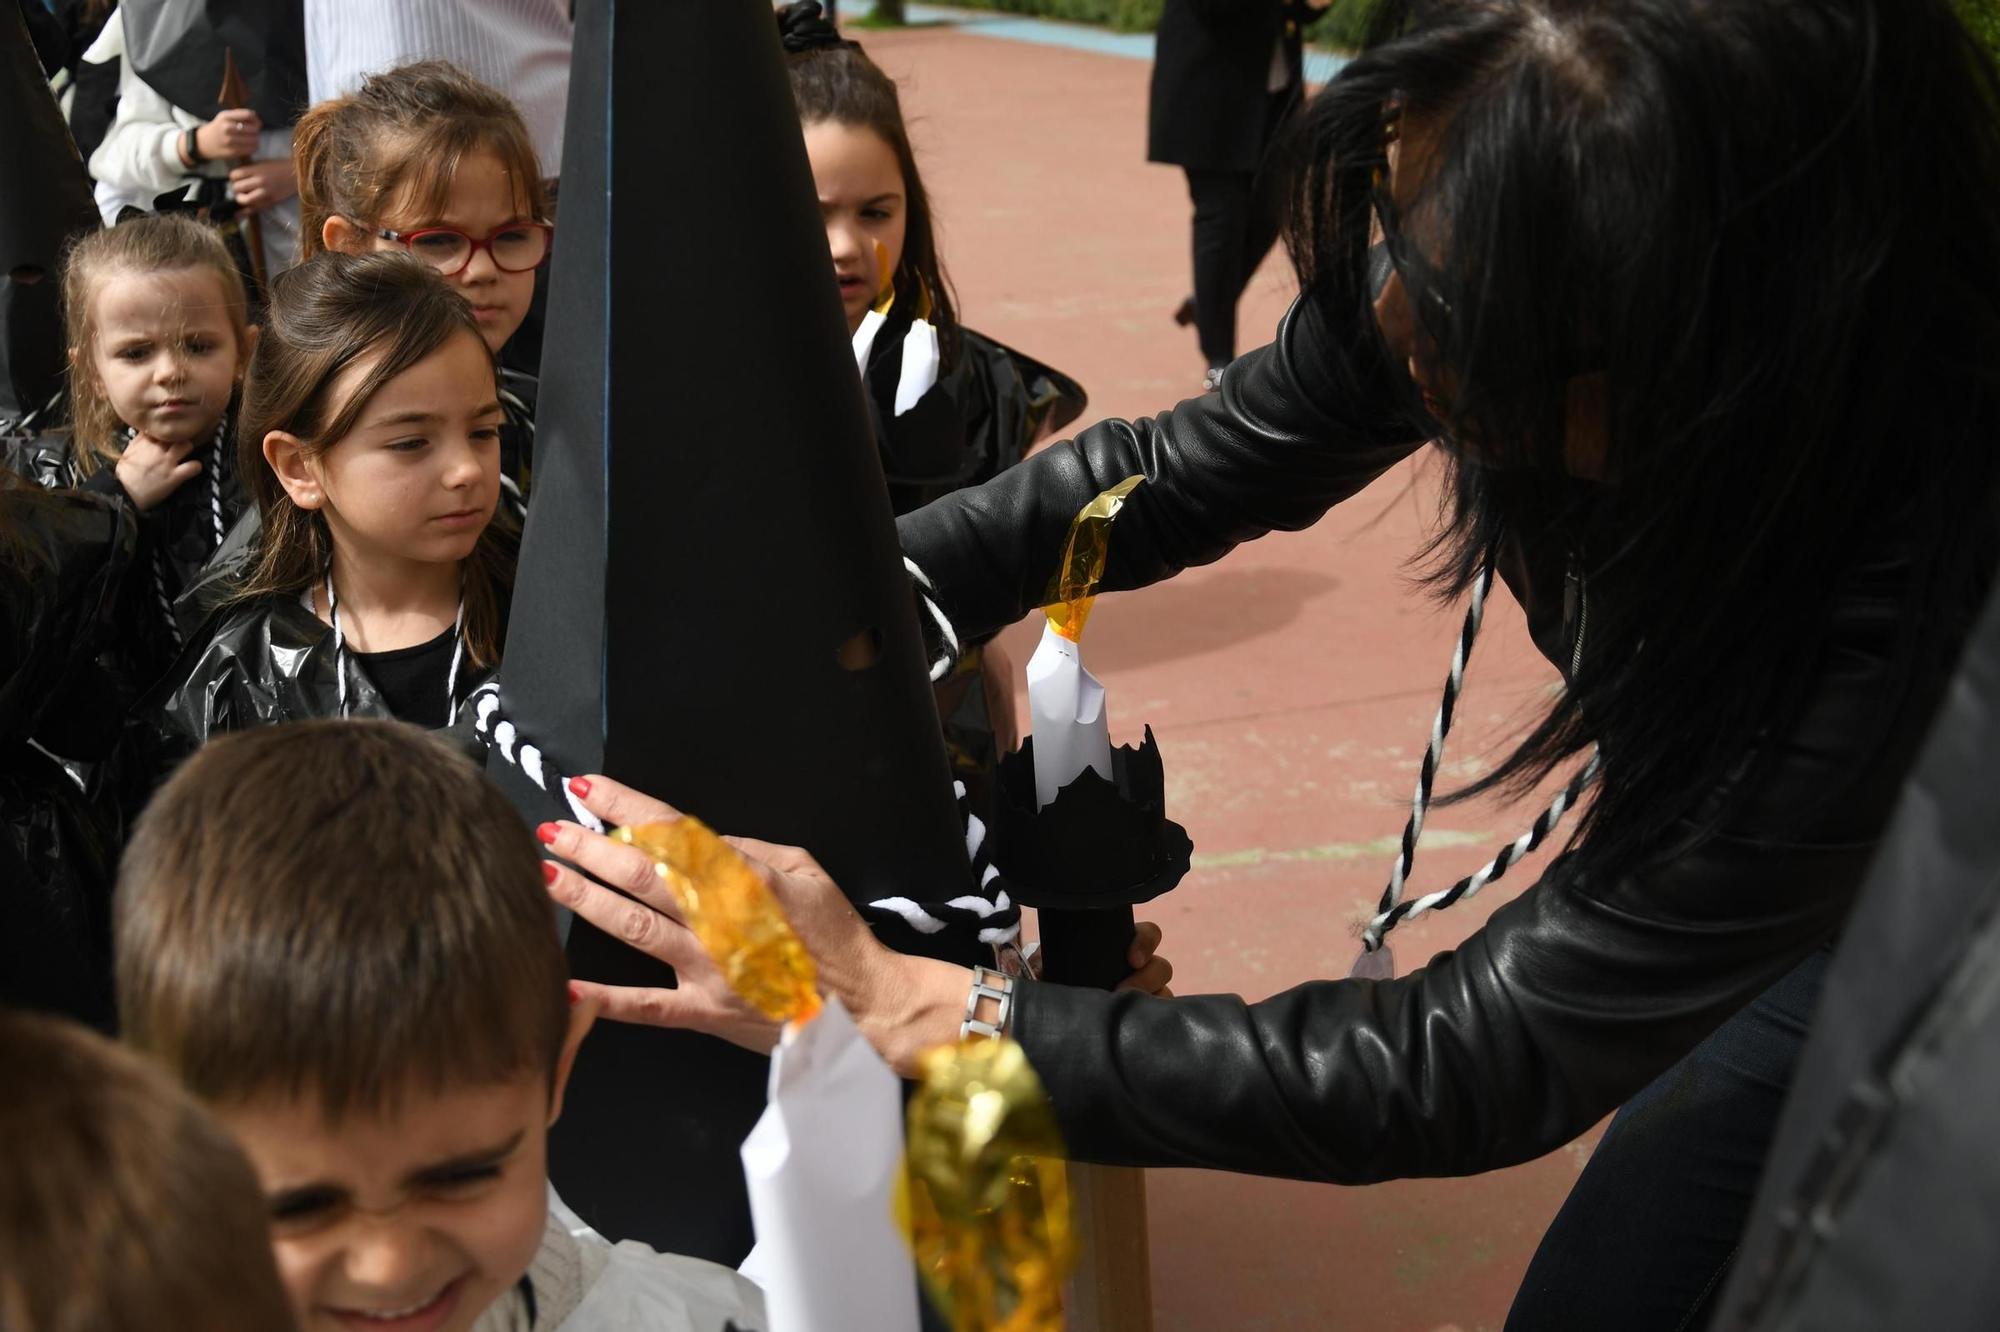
{"left": 263, "top": 430, "right": 322, "bottom": 508}
{"left": 320, "top": 214, "right": 368, "bottom": 255}
{"left": 545, "top": 989, "right": 599, "bottom": 1127}
{"left": 236, "top": 324, "right": 261, "bottom": 378}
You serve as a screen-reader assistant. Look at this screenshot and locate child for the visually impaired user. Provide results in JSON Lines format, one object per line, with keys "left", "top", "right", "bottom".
{"left": 294, "top": 59, "right": 552, "bottom": 498}
{"left": 56, "top": 212, "right": 255, "bottom": 675}
{"left": 780, "top": 2, "right": 1087, "bottom": 808}
{"left": 113, "top": 718, "right": 767, "bottom": 1332}
{"left": 148, "top": 249, "right": 515, "bottom": 752}
{"left": 0, "top": 1009, "right": 296, "bottom": 1330}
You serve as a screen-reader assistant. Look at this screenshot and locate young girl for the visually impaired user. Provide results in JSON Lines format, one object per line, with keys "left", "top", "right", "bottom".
{"left": 779, "top": 2, "right": 1087, "bottom": 808}
{"left": 146, "top": 250, "right": 514, "bottom": 754}
{"left": 57, "top": 213, "right": 255, "bottom": 677}
{"left": 293, "top": 59, "right": 553, "bottom": 500}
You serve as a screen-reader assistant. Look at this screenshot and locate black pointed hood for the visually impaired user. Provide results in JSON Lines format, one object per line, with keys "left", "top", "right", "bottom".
{"left": 1, "top": 4, "right": 99, "bottom": 420}
{"left": 490, "top": 0, "right": 978, "bottom": 1259}
{"left": 117, "top": 0, "right": 306, "bottom": 124}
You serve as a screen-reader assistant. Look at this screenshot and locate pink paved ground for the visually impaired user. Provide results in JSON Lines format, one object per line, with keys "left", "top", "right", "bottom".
{"left": 863, "top": 24, "right": 1605, "bottom": 1331}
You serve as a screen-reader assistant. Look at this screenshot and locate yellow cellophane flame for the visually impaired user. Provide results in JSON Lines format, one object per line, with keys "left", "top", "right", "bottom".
{"left": 1042, "top": 475, "right": 1145, "bottom": 643}
{"left": 610, "top": 819, "right": 821, "bottom": 1026}
{"left": 895, "top": 1038, "right": 1073, "bottom": 1332}
{"left": 872, "top": 239, "right": 897, "bottom": 315}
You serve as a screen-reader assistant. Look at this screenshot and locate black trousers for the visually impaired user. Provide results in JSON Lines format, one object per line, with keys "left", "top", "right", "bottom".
{"left": 1182, "top": 90, "right": 1292, "bottom": 368}
{"left": 1505, "top": 943, "right": 1834, "bottom": 1331}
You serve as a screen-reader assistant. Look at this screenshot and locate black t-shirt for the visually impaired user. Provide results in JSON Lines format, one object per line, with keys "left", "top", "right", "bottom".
{"left": 354, "top": 627, "right": 456, "bottom": 727}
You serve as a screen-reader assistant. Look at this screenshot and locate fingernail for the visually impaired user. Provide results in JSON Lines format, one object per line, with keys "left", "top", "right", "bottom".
{"left": 568, "top": 776, "right": 592, "bottom": 798}
{"left": 536, "top": 821, "right": 559, "bottom": 845}
{"left": 567, "top": 981, "right": 582, "bottom": 1006}
{"left": 541, "top": 862, "right": 559, "bottom": 885}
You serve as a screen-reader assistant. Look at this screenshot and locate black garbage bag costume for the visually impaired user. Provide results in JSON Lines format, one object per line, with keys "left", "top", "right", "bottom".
{"left": 1, "top": 486, "right": 135, "bottom": 1030}
{"left": 472, "top": 0, "right": 1006, "bottom": 1262}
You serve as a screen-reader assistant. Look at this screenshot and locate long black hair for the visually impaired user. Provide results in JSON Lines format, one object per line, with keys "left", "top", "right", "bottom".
{"left": 1285, "top": 0, "right": 2000, "bottom": 868}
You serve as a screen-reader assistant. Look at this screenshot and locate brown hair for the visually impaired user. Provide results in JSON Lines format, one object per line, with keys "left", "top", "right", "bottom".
{"left": 0, "top": 1010, "right": 295, "bottom": 1332}
{"left": 232, "top": 250, "right": 515, "bottom": 666}
{"left": 780, "top": 9, "right": 962, "bottom": 363}
{"left": 115, "top": 719, "right": 568, "bottom": 1123}
{"left": 294, "top": 59, "right": 551, "bottom": 262}
{"left": 60, "top": 213, "right": 252, "bottom": 478}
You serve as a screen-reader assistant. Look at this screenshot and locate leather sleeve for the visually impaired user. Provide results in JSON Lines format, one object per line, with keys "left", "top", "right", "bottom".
{"left": 896, "top": 296, "right": 1422, "bottom": 641}
{"left": 1012, "top": 553, "right": 1938, "bottom": 1183}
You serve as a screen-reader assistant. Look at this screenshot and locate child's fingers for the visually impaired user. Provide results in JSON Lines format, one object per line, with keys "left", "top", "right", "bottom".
{"left": 543, "top": 859, "right": 698, "bottom": 967}
{"left": 168, "top": 459, "right": 204, "bottom": 484}
{"left": 1128, "top": 921, "right": 1164, "bottom": 968}
{"left": 571, "top": 774, "right": 681, "bottom": 829}
{"left": 539, "top": 822, "right": 688, "bottom": 925}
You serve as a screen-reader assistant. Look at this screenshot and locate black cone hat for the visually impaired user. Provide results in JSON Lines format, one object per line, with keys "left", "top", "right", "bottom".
{"left": 1, "top": 4, "right": 99, "bottom": 421}
{"left": 493, "top": 0, "right": 975, "bottom": 1258}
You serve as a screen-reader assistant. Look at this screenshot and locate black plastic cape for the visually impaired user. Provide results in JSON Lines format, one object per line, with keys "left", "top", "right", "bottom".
{"left": 1, "top": 485, "right": 135, "bottom": 1030}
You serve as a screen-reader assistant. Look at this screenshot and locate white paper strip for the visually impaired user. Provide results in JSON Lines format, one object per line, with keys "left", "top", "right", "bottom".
{"left": 1026, "top": 619, "right": 1113, "bottom": 809}
{"left": 893, "top": 317, "right": 942, "bottom": 416}
{"left": 851, "top": 307, "right": 887, "bottom": 377}
{"left": 740, "top": 997, "right": 918, "bottom": 1332}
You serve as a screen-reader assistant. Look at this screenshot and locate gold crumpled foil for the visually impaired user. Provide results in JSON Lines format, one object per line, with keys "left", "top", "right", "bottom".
{"left": 897, "top": 1038, "right": 1073, "bottom": 1331}
{"left": 1043, "top": 474, "right": 1145, "bottom": 642}
{"left": 611, "top": 819, "right": 821, "bottom": 1026}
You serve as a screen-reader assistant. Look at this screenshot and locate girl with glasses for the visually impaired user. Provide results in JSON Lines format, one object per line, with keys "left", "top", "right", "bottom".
{"left": 293, "top": 60, "right": 553, "bottom": 502}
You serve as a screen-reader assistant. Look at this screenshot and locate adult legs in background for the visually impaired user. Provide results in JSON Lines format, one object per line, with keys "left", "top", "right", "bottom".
{"left": 1505, "top": 944, "right": 1834, "bottom": 1332}
{"left": 1185, "top": 167, "right": 1256, "bottom": 372}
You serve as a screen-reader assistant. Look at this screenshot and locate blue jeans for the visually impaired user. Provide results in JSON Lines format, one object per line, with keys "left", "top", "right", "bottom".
{"left": 1505, "top": 944, "right": 1834, "bottom": 1331}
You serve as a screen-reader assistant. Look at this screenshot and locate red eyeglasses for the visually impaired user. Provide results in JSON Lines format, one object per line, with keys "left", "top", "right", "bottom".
{"left": 374, "top": 222, "right": 554, "bottom": 276}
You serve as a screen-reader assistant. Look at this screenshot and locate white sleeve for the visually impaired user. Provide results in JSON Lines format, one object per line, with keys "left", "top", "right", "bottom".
{"left": 88, "top": 43, "right": 206, "bottom": 198}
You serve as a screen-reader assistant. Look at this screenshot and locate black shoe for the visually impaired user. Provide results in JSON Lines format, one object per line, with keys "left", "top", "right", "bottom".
{"left": 1173, "top": 296, "right": 1196, "bottom": 327}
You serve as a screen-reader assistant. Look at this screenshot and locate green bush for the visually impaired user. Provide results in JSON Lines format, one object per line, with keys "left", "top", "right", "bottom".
{"left": 933, "top": 0, "right": 1379, "bottom": 45}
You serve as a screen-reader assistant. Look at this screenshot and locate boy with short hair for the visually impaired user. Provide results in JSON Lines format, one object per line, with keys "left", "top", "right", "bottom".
{"left": 114, "top": 719, "right": 765, "bottom": 1332}
{"left": 0, "top": 1008, "right": 297, "bottom": 1330}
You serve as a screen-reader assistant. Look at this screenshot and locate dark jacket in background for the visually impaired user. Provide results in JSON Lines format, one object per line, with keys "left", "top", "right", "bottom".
{"left": 1148, "top": 0, "right": 1306, "bottom": 172}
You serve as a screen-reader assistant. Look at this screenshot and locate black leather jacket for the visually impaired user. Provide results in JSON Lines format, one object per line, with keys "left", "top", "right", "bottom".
{"left": 896, "top": 295, "right": 1953, "bottom": 1183}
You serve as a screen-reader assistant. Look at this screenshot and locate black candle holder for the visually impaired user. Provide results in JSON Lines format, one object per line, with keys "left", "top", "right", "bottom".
{"left": 989, "top": 727, "right": 1194, "bottom": 991}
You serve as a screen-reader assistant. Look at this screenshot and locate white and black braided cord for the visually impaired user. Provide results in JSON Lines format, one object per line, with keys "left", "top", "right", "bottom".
{"left": 905, "top": 557, "right": 959, "bottom": 683}
{"left": 464, "top": 682, "right": 606, "bottom": 832}
{"left": 1372, "top": 544, "right": 1496, "bottom": 932}
{"left": 864, "top": 781, "right": 1022, "bottom": 947}
{"left": 1361, "top": 751, "right": 1600, "bottom": 949}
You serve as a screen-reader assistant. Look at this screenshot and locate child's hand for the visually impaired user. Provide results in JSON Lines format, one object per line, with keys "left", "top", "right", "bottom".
{"left": 193, "top": 109, "right": 262, "bottom": 163}
{"left": 115, "top": 432, "right": 204, "bottom": 511}
{"left": 228, "top": 158, "right": 297, "bottom": 213}
{"left": 1117, "top": 921, "right": 1174, "bottom": 997}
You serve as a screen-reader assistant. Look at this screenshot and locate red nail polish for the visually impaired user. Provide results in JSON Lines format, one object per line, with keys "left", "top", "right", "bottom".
{"left": 541, "top": 862, "right": 559, "bottom": 885}
{"left": 536, "top": 822, "right": 559, "bottom": 845}
{"left": 568, "top": 776, "right": 592, "bottom": 798}
{"left": 566, "top": 981, "right": 581, "bottom": 1006}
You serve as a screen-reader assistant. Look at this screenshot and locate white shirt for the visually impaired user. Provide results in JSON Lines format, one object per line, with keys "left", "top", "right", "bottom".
{"left": 471, "top": 1190, "right": 766, "bottom": 1332}
{"left": 304, "top": 0, "right": 572, "bottom": 175}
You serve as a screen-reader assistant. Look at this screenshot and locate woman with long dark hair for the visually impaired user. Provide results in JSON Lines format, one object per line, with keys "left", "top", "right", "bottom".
{"left": 541, "top": 1, "right": 2000, "bottom": 1324}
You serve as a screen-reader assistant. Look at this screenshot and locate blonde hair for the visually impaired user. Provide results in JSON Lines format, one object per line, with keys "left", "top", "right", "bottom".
{"left": 231, "top": 251, "right": 515, "bottom": 667}
{"left": 60, "top": 214, "right": 251, "bottom": 478}
{"left": 0, "top": 1010, "right": 295, "bottom": 1331}
{"left": 294, "top": 59, "right": 551, "bottom": 261}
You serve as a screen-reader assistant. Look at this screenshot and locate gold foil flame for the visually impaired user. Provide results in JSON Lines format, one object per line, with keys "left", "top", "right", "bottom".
{"left": 897, "top": 1039, "right": 1073, "bottom": 1331}
{"left": 1043, "top": 474, "right": 1144, "bottom": 642}
{"left": 610, "top": 819, "right": 821, "bottom": 1026}
{"left": 872, "top": 239, "right": 897, "bottom": 314}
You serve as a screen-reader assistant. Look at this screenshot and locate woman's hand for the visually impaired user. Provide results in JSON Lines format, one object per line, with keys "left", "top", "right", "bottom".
{"left": 228, "top": 158, "right": 296, "bottom": 212}
{"left": 115, "top": 432, "right": 203, "bottom": 510}
{"left": 192, "top": 109, "right": 262, "bottom": 164}
{"left": 540, "top": 774, "right": 972, "bottom": 1072}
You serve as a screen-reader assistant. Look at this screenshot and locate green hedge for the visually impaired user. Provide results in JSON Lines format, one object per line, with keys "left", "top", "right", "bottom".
{"left": 925, "top": 0, "right": 1380, "bottom": 47}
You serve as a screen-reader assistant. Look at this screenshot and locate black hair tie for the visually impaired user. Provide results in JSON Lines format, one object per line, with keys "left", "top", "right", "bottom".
{"left": 777, "top": 1, "right": 858, "bottom": 55}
